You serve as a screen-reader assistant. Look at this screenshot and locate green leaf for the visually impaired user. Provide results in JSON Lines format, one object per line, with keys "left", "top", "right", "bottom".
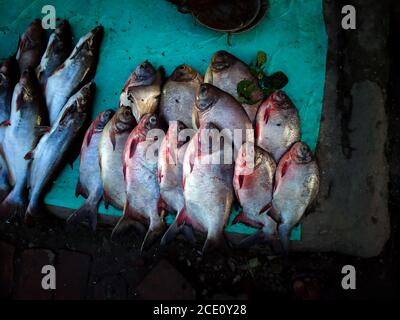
{"left": 256, "top": 51, "right": 267, "bottom": 67}
{"left": 266, "top": 71, "right": 289, "bottom": 89}
{"left": 237, "top": 80, "right": 257, "bottom": 104}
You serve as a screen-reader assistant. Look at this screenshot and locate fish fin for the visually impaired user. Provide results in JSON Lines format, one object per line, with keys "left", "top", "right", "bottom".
{"left": 36, "top": 126, "right": 51, "bottom": 135}
{"left": 141, "top": 220, "right": 166, "bottom": 252}
{"left": 66, "top": 199, "right": 99, "bottom": 231}
{"left": 232, "top": 211, "right": 263, "bottom": 228}
{"left": 24, "top": 151, "right": 34, "bottom": 160}
{"left": 160, "top": 208, "right": 196, "bottom": 245}
{"left": 0, "top": 189, "right": 27, "bottom": 220}
{"left": 0, "top": 120, "right": 11, "bottom": 127}
{"left": 111, "top": 202, "right": 146, "bottom": 241}
{"left": 259, "top": 202, "right": 272, "bottom": 215}
{"left": 237, "top": 229, "right": 281, "bottom": 252}
{"left": 75, "top": 180, "right": 85, "bottom": 198}
{"left": 202, "top": 232, "right": 230, "bottom": 256}
{"left": 278, "top": 223, "right": 292, "bottom": 255}
{"left": 109, "top": 129, "right": 116, "bottom": 151}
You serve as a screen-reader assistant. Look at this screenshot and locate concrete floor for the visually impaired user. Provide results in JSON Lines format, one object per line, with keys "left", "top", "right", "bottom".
{"left": 292, "top": 0, "right": 391, "bottom": 257}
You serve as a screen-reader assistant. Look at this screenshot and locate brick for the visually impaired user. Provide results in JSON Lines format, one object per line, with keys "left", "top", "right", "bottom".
{"left": 13, "top": 249, "right": 55, "bottom": 300}
{"left": 54, "top": 250, "right": 91, "bottom": 300}
{"left": 0, "top": 242, "right": 15, "bottom": 298}
{"left": 136, "top": 260, "right": 195, "bottom": 300}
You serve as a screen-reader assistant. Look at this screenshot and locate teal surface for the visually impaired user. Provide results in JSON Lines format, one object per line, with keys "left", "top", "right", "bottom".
{"left": 0, "top": 0, "right": 327, "bottom": 240}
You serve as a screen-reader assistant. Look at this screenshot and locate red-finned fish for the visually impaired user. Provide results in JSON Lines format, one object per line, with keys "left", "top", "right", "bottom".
{"left": 67, "top": 109, "right": 115, "bottom": 230}
{"left": 204, "top": 50, "right": 263, "bottom": 122}
{"left": 272, "top": 142, "right": 320, "bottom": 254}
{"left": 0, "top": 57, "right": 18, "bottom": 201}
{"left": 45, "top": 26, "right": 103, "bottom": 125}
{"left": 37, "top": 19, "right": 72, "bottom": 88}
{"left": 161, "top": 122, "right": 234, "bottom": 254}
{"left": 16, "top": 19, "right": 46, "bottom": 73}
{"left": 158, "top": 120, "right": 190, "bottom": 216}
{"left": 112, "top": 114, "right": 164, "bottom": 251}
{"left": 0, "top": 67, "right": 48, "bottom": 218}
{"left": 255, "top": 90, "right": 301, "bottom": 162}
{"left": 25, "top": 82, "right": 95, "bottom": 218}
{"left": 233, "top": 143, "right": 278, "bottom": 248}
{"left": 98, "top": 106, "right": 136, "bottom": 210}
{"left": 159, "top": 64, "right": 202, "bottom": 128}
{"left": 119, "top": 60, "right": 162, "bottom": 122}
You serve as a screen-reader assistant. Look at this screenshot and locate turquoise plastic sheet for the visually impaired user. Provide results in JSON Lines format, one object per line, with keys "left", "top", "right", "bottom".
{"left": 0, "top": 0, "right": 327, "bottom": 239}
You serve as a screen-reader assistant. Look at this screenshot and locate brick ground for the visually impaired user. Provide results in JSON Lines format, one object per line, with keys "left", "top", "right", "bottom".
{"left": 0, "top": 241, "right": 15, "bottom": 298}
{"left": 13, "top": 249, "right": 55, "bottom": 300}
{"left": 54, "top": 250, "right": 91, "bottom": 300}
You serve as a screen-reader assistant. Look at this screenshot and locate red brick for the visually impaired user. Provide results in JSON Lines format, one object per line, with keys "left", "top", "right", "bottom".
{"left": 0, "top": 242, "right": 15, "bottom": 298}
{"left": 13, "top": 249, "right": 55, "bottom": 300}
{"left": 54, "top": 250, "right": 91, "bottom": 300}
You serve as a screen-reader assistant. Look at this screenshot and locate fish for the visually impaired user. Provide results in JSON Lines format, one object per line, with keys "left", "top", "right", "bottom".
{"left": 193, "top": 83, "right": 253, "bottom": 156}
{"left": 99, "top": 106, "right": 136, "bottom": 210}
{"left": 0, "top": 67, "right": 48, "bottom": 218}
{"left": 25, "top": 82, "right": 95, "bottom": 218}
{"left": 204, "top": 50, "right": 263, "bottom": 122}
{"left": 255, "top": 90, "right": 301, "bottom": 162}
{"left": 67, "top": 108, "right": 115, "bottom": 230}
{"left": 232, "top": 143, "right": 278, "bottom": 248}
{"left": 16, "top": 19, "right": 47, "bottom": 73}
{"left": 272, "top": 142, "right": 320, "bottom": 254}
{"left": 161, "top": 122, "right": 234, "bottom": 254}
{"left": 158, "top": 120, "right": 190, "bottom": 217}
{"left": 159, "top": 64, "right": 203, "bottom": 128}
{"left": 112, "top": 114, "right": 165, "bottom": 251}
{"left": 45, "top": 25, "right": 103, "bottom": 125}
{"left": 0, "top": 57, "right": 18, "bottom": 201}
{"left": 119, "top": 60, "right": 162, "bottom": 122}
{"left": 37, "top": 19, "right": 72, "bottom": 88}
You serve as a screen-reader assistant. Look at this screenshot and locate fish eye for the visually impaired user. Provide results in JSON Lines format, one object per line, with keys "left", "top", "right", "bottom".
{"left": 149, "top": 116, "right": 157, "bottom": 125}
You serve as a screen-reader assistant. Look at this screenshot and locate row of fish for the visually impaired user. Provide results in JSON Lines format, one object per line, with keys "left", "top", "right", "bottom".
{"left": 67, "top": 50, "right": 319, "bottom": 254}
{"left": 0, "top": 19, "right": 103, "bottom": 218}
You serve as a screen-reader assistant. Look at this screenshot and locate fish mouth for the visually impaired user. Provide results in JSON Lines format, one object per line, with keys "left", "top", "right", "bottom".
{"left": 211, "top": 50, "right": 234, "bottom": 71}
{"left": 211, "top": 61, "right": 230, "bottom": 71}
{"left": 293, "top": 143, "right": 313, "bottom": 163}
{"left": 171, "top": 64, "right": 196, "bottom": 81}
{"left": 132, "top": 61, "right": 156, "bottom": 85}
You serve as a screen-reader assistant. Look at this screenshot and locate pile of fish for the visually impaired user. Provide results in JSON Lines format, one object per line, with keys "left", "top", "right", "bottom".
{"left": 70, "top": 51, "right": 319, "bottom": 254}
{"left": 0, "top": 20, "right": 319, "bottom": 255}
{"left": 0, "top": 19, "right": 103, "bottom": 218}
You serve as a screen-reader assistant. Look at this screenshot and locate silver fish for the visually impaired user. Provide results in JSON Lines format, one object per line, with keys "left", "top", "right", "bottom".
{"left": 16, "top": 19, "right": 46, "bottom": 73}
{"left": 204, "top": 50, "right": 263, "bottom": 122}
{"left": 0, "top": 57, "right": 18, "bottom": 201}
{"left": 119, "top": 61, "right": 162, "bottom": 122}
{"left": 99, "top": 106, "right": 136, "bottom": 210}
{"left": 37, "top": 19, "right": 72, "bottom": 88}
{"left": 193, "top": 83, "right": 253, "bottom": 155}
{"left": 272, "top": 142, "right": 320, "bottom": 254}
{"left": 45, "top": 26, "right": 103, "bottom": 125}
{"left": 26, "top": 82, "right": 95, "bottom": 218}
{"left": 67, "top": 109, "right": 115, "bottom": 230}
{"left": 233, "top": 143, "right": 278, "bottom": 247}
{"left": 162, "top": 123, "right": 234, "bottom": 254}
{"left": 159, "top": 64, "right": 202, "bottom": 128}
{"left": 112, "top": 114, "right": 164, "bottom": 251}
{"left": 0, "top": 68, "right": 48, "bottom": 218}
{"left": 255, "top": 90, "right": 301, "bottom": 162}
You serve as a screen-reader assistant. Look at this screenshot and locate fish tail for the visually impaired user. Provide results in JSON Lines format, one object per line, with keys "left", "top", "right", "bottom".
{"left": 160, "top": 208, "right": 196, "bottom": 246}
{"left": 278, "top": 223, "right": 292, "bottom": 255}
{"left": 0, "top": 188, "right": 27, "bottom": 219}
{"left": 111, "top": 202, "right": 146, "bottom": 241}
{"left": 0, "top": 183, "right": 10, "bottom": 203}
{"left": 237, "top": 218, "right": 279, "bottom": 250}
{"left": 202, "top": 232, "right": 230, "bottom": 256}
{"left": 141, "top": 220, "right": 166, "bottom": 252}
{"left": 66, "top": 199, "right": 99, "bottom": 231}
